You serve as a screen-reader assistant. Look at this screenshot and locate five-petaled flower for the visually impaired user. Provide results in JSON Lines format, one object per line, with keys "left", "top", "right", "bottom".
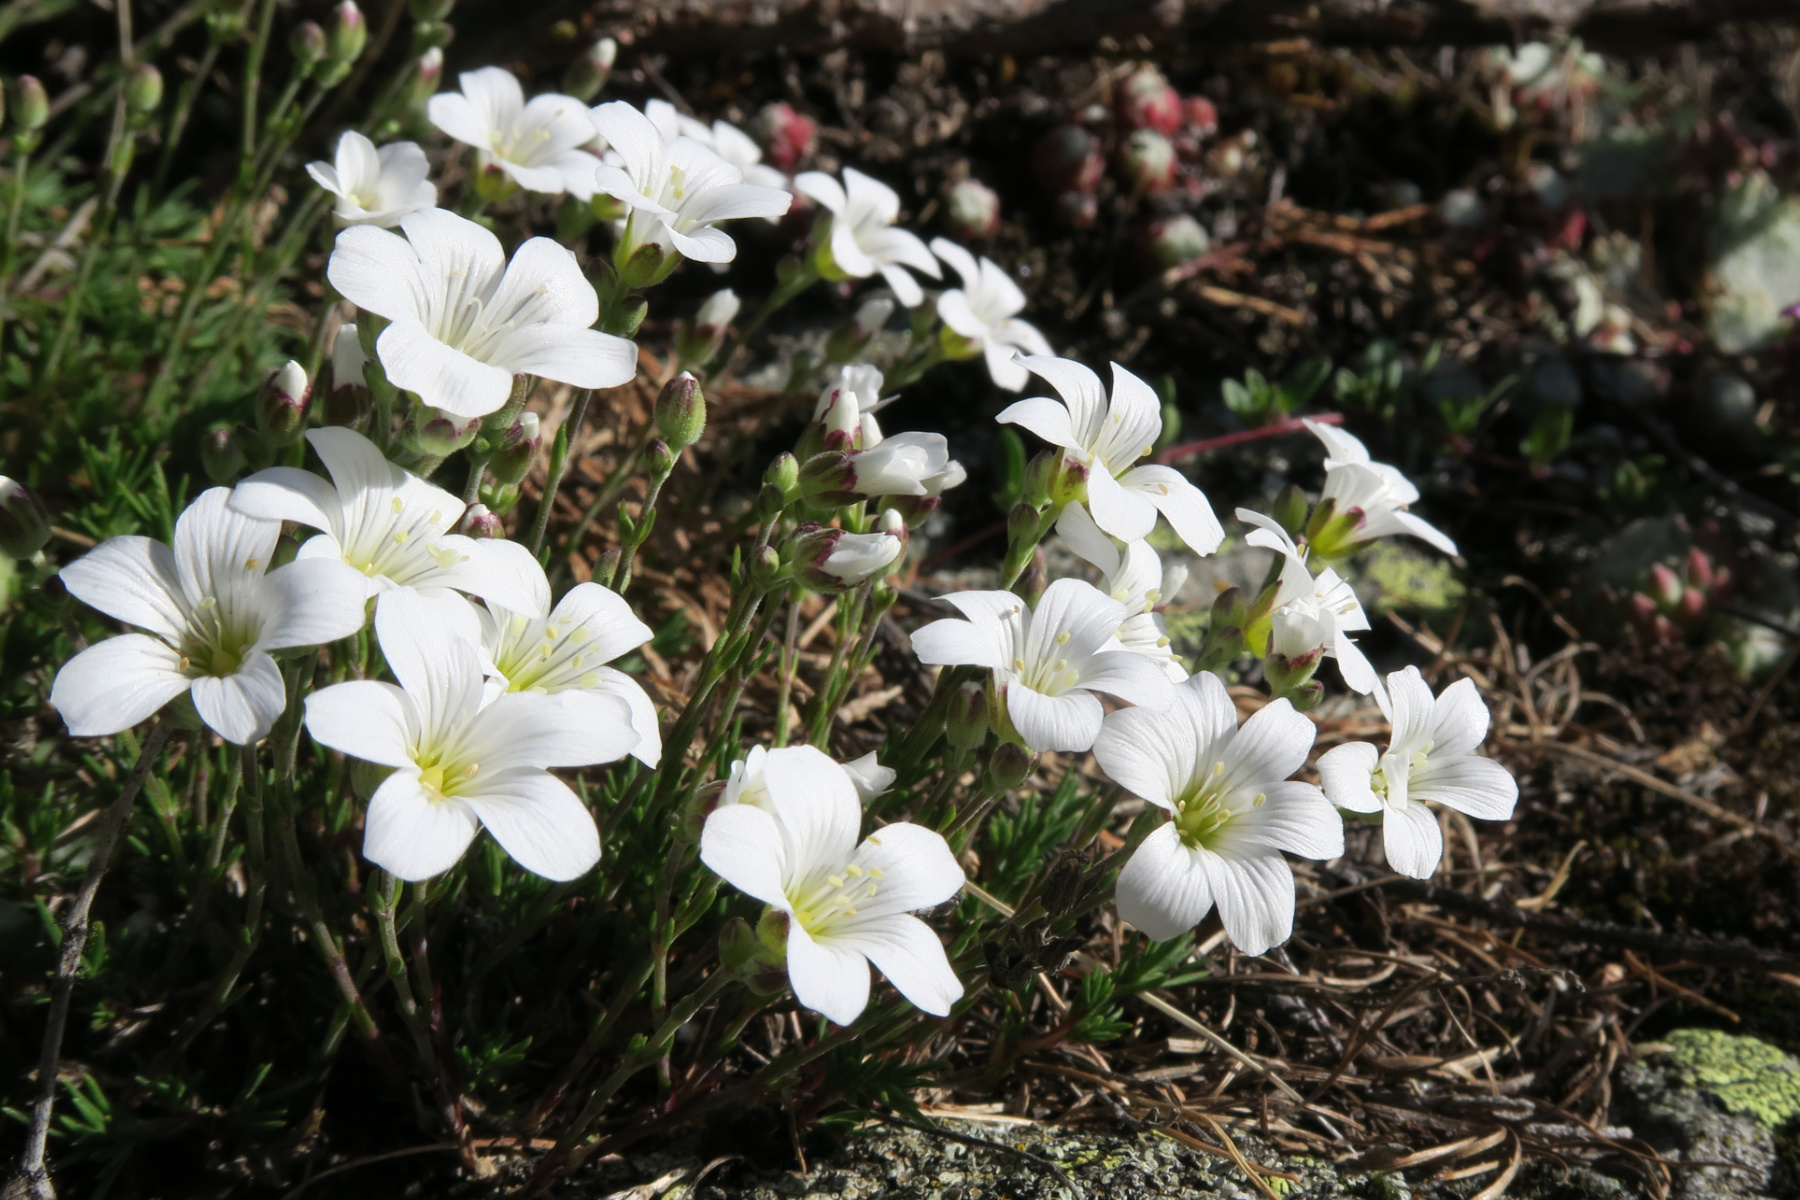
{"left": 305, "top": 591, "right": 640, "bottom": 881}
{"left": 306, "top": 131, "right": 437, "bottom": 227}
{"left": 232, "top": 427, "right": 550, "bottom": 621}
{"left": 327, "top": 208, "right": 636, "bottom": 419}
{"left": 1304, "top": 420, "right": 1457, "bottom": 560}
{"left": 1000, "top": 356, "right": 1224, "bottom": 557}
{"left": 1059, "top": 502, "right": 1188, "bottom": 681}
{"left": 52, "top": 488, "right": 370, "bottom": 744}
{"left": 1316, "top": 666, "right": 1517, "bottom": 879}
{"left": 590, "top": 100, "right": 792, "bottom": 270}
{"left": 475, "top": 582, "right": 661, "bottom": 767}
{"left": 929, "top": 238, "right": 1052, "bottom": 392}
{"left": 1094, "top": 672, "right": 1343, "bottom": 953}
{"left": 427, "top": 66, "right": 600, "bottom": 199}
{"left": 700, "top": 747, "right": 964, "bottom": 1025}
{"left": 793, "top": 168, "right": 941, "bottom": 307}
{"left": 910, "top": 577, "right": 1174, "bottom": 753}
{"left": 1236, "top": 508, "right": 1379, "bottom": 696}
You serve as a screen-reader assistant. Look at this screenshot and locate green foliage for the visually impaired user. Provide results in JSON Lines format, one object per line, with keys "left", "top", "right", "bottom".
{"left": 1438, "top": 375, "right": 1513, "bottom": 439}
{"left": 982, "top": 770, "right": 1087, "bottom": 903}
{"left": 1522, "top": 405, "right": 1574, "bottom": 471}
{"left": 1332, "top": 339, "right": 1440, "bottom": 420}
{"left": 1223, "top": 357, "right": 1331, "bottom": 425}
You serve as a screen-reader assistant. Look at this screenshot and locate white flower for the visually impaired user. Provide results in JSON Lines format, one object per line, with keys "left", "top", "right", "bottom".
{"left": 306, "top": 131, "right": 437, "bottom": 227}
{"left": 475, "top": 582, "right": 661, "bottom": 768}
{"left": 721, "top": 744, "right": 863, "bottom": 812}
{"left": 590, "top": 100, "right": 792, "bottom": 266}
{"left": 695, "top": 288, "right": 741, "bottom": 331}
{"left": 328, "top": 208, "right": 635, "bottom": 420}
{"left": 1058, "top": 503, "right": 1188, "bottom": 681}
{"left": 1235, "top": 509, "right": 1379, "bottom": 696}
{"left": 644, "top": 100, "right": 788, "bottom": 190}
{"left": 910, "top": 578, "right": 1174, "bottom": 753}
{"left": 700, "top": 748, "right": 964, "bottom": 1025}
{"left": 1000, "top": 357, "right": 1224, "bottom": 557}
{"left": 427, "top": 67, "right": 600, "bottom": 198}
{"left": 814, "top": 363, "right": 892, "bottom": 446}
{"left": 232, "top": 426, "right": 550, "bottom": 620}
{"left": 1305, "top": 421, "right": 1457, "bottom": 556}
{"left": 331, "top": 322, "right": 367, "bottom": 390}
{"left": 1316, "top": 666, "right": 1517, "bottom": 880}
{"left": 842, "top": 751, "right": 896, "bottom": 802}
{"left": 928, "top": 238, "right": 1052, "bottom": 391}
{"left": 305, "top": 590, "right": 639, "bottom": 881}
{"left": 809, "top": 528, "right": 904, "bottom": 588}
{"left": 51, "top": 489, "right": 369, "bottom": 744}
{"left": 1094, "top": 672, "right": 1343, "bottom": 953}
{"left": 793, "top": 168, "right": 941, "bottom": 307}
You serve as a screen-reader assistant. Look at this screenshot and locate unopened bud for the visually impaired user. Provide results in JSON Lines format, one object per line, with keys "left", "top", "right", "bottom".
{"left": 645, "top": 436, "right": 675, "bottom": 478}
{"left": 459, "top": 504, "right": 502, "bottom": 538}
{"left": 201, "top": 427, "right": 246, "bottom": 483}
{"left": 290, "top": 21, "right": 328, "bottom": 75}
{"left": 655, "top": 372, "right": 706, "bottom": 450}
{"left": 1054, "top": 188, "right": 1098, "bottom": 229}
{"left": 328, "top": 2, "right": 367, "bottom": 64}
{"left": 0, "top": 477, "right": 52, "bottom": 558}
{"left": 1684, "top": 547, "right": 1714, "bottom": 592}
{"left": 764, "top": 452, "right": 800, "bottom": 498}
{"left": 14, "top": 77, "right": 49, "bottom": 135}
{"left": 1648, "top": 563, "right": 1683, "bottom": 611}
{"left": 1006, "top": 501, "right": 1041, "bottom": 546}
{"left": 1118, "top": 128, "right": 1177, "bottom": 193}
{"left": 126, "top": 64, "right": 163, "bottom": 115}
{"left": 1271, "top": 484, "right": 1309, "bottom": 537}
{"left": 488, "top": 411, "right": 540, "bottom": 485}
{"left": 1184, "top": 94, "right": 1219, "bottom": 136}
{"left": 563, "top": 37, "right": 617, "bottom": 102}
{"left": 795, "top": 452, "right": 855, "bottom": 505}
{"left": 753, "top": 101, "right": 816, "bottom": 172}
{"left": 790, "top": 524, "right": 902, "bottom": 592}
{"left": 256, "top": 360, "right": 311, "bottom": 447}
{"left": 748, "top": 544, "right": 782, "bottom": 590}
{"left": 409, "top": 47, "right": 444, "bottom": 106}
{"left": 718, "top": 915, "right": 762, "bottom": 974}
{"left": 945, "top": 178, "right": 999, "bottom": 240}
{"left": 1142, "top": 212, "right": 1209, "bottom": 270}
{"left": 401, "top": 405, "right": 480, "bottom": 458}
{"left": 1116, "top": 64, "right": 1182, "bottom": 136}
{"left": 1032, "top": 124, "right": 1103, "bottom": 194}
{"left": 946, "top": 682, "right": 988, "bottom": 751}
{"left": 987, "top": 741, "right": 1035, "bottom": 791}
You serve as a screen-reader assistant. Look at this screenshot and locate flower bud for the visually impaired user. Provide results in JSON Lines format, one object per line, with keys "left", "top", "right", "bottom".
{"left": 1648, "top": 563, "right": 1683, "bottom": 612}
{"left": 764, "top": 451, "right": 800, "bottom": 498}
{"left": 818, "top": 384, "right": 862, "bottom": 451}
{"left": 200, "top": 427, "right": 247, "bottom": 483}
{"left": 1142, "top": 212, "right": 1209, "bottom": 270}
{"left": 945, "top": 178, "right": 999, "bottom": 240}
{"left": 0, "top": 477, "right": 52, "bottom": 559}
{"left": 987, "top": 741, "right": 1035, "bottom": 791}
{"left": 1684, "top": 547, "right": 1714, "bottom": 593}
{"left": 1677, "top": 587, "right": 1707, "bottom": 625}
{"left": 1117, "top": 64, "right": 1182, "bottom": 136}
{"left": 645, "top": 436, "right": 676, "bottom": 478}
{"left": 1271, "top": 484, "right": 1309, "bottom": 537}
{"left": 789, "top": 523, "right": 902, "bottom": 592}
{"left": 409, "top": 0, "right": 455, "bottom": 19}
{"left": 409, "top": 47, "right": 444, "bottom": 106}
{"left": 326, "top": 323, "right": 371, "bottom": 428}
{"left": 14, "top": 76, "right": 49, "bottom": 135}
{"left": 753, "top": 101, "right": 816, "bottom": 171}
{"left": 488, "top": 411, "right": 540, "bottom": 485}
{"left": 655, "top": 372, "right": 706, "bottom": 450}
{"left": 328, "top": 2, "right": 367, "bottom": 64}
{"left": 400, "top": 405, "right": 480, "bottom": 458}
{"left": 1032, "top": 124, "right": 1104, "bottom": 194}
{"left": 290, "top": 21, "right": 328, "bottom": 76}
{"left": 695, "top": 287, "right": 740, "bottom": 333}
{"left": 946, "top": 682, "right": 989, "bottom": 751}
{"left": 1183, "top": 94, "right": 1219, "bottom": 136}
{"left": 256, "top": 360, "right": 311, "bottom": 447}
{"left": 563, "top": 37, "right": 617, "bottom": 102}
{"left": 748, "top": 544, "right": 782, "bottom": 590}
{"left": 458, "top": 504, "right": 503, "bottom": 538}
{"left": 126, "top": 64, "right": 163, "bottom": 115}
{"left": 824, "top": 296, "right": 894, "bottom": 363}
{"left": 1118, "top": 129, "right": 1177, "bottom": 194}
{"left": 1054, "top": 189, "right": 1098, "bottom": 229}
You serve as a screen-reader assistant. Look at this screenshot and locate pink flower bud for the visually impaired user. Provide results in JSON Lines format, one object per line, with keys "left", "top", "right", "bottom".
{"left": 1032, "top": 124, "right": 1104, "bottom": 194}
{"left": 256, "top": 360, "right": 312, "bottom": 448}
{"left": 459, "top": 504, "right": 503, "bottom": 538}
{"left": 1054, "top": 189, "right": 1098, "bottom": 229}
{"left": 1648, "top": 563, "right": 1683, "bottom": 611}
{"left": 1116, "top": 65, "right": 1182, "bottom": 136}
{"left": 945, "top": 178, "right": 999, "bottom": 239}
{"left": 1118, "top": 128, "right": 1177, "bottom": 193}
{"left": 753, "top": 101, "right": 816, "bottom": 172}
{"left": 1141, "top": 213, "right": 1209, "bottom": 271}
{"left": 1183, "top": 95, "right": 1219, "bottom": 136}
{"left": 1684, "top": 547, "right": 1714, "bottom": 592}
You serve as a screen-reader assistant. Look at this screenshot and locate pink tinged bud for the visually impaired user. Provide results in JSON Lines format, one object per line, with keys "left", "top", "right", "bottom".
{"left": 855, "top": 297, "right": 894, "bottom": 337}
{"left": 1142, "top": 213, "right": 1210, "bottom": 270}
{"left": 1711, "top": 566, "right": 1731, "bottom": 596}
{"left": 790, "top": 524, "right": 902, "bottom": 592}
{"left": 655, "top": 372, "right": 707, "bottom": 450}
{"left": 1652, "top": 614, "right": 1677, "bottom": 645}
{"left": 1116, "top": 65, "right": 1182, "bottom": 136}
{"left": 1183, "top": 94, "right": 1219, "bottom": 135}
{"left": 987, "top": 741, "right": 1035, "bottom": 790}
{"left": 820, "top": 387, "right": 861, "bottom": 447}
{"left": 14, "top": 76, "right": 49, "bottom": 133}
{"left": 413, "top": 47, "right": 444, "bottom": 101}
{"left": 402, "top": 406, "right": 480, "bottom": 457}
{"left": 695, "top": 289, "right": 740, "bottom": 335}
{"left": 329, "top": 1, "right": 367, "bottom": 63}
{"left": 1031, "top": 124, "right": 1104, "bottom": 194}
{"left": 1627, "top": 592, "right": 1658, "bottom": 636}
{"left": 200, "top": 427, "right": 247, "bottom": 483}
{"left": 0, "top": 476, "right": 52, "bottom": 558}
{"left": 256, "top": 360, "right": 312, "bottom": 448}
{"left": 1118, "top": 128, "right": 1177, "bottom": 193}
{"left": 754, "top": 101, "right": 816, "bottom": 171}
{"left": 459, "top": 504, "right": 503, "bottom": 538}
{"left": 1648, "top": 563, "right": 1683, "bottom": 611}
{"left": 489, "top": 411, "right": 541, "bottom": 485}
{"left": 1684, "top": 547, "right": 1714, "bottom": 592}
{"left": 564, "top": 36, "right": 617, "bottom": 102}
{"left": 945, "top": 178, "right": 1000, "bottom": 239}
{"left": 946, "top": 682, "right": 989, "bottom": 751}
{"left": 1677, "top": 588, "right": 1708, "bottom": 624}
{"left": 1054, "top": 189, "right": 1098, "bottom": 229}
{"left": 291, "top": 21, "right": 328, "bottom": 73}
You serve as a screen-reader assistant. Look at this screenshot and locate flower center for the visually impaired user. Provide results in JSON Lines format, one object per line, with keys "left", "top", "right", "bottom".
{"left": 414, "top": 750, "right": 479, "bottom": 802}
{"left": 1172, "top": 760, "right": 1260, "bottom": 849}
{"left": 178, "top": 595, "right": 259, "bottom": 679}
{"left": 791, "top": 862, "right": 885, "bottom": 936}
{"left": 495, "top": 615, "right": 603, "bottom": 694}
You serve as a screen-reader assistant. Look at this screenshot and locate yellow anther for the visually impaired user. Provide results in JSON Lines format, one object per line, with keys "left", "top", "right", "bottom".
{"left": 571, "top": 627, "right": 590, "bottom": 643}
{"left": 828, "top": 876, "right": 845, "bottom": 889}
{"left": 244, "top": 558, "right": 260, "bottom": 572}
{"left": 1253, "top": 792, "right": 1266, "bottom": 808}
{"left": 1055, "top": 631, "right": 1071, "bottom": 645}
{"left": 845, "top": 865, "right": 864, "bottom": 877}
{"left": 466, "top": 763, "right": 481, "bottom": 778}
{"left": 842, "top": 908, "right": 857, "bottom": 917}
{"left": 1157, "top": 636, "right": 1171, "bottom": 648}
{"left": 868, "top": 867, "right": 885, "bottom": 879}
{"left": 868, "top": 836, "right": 882, "bottom": 846}
{"left": 1013, "top": 657, "right": 1026, "bottom": 673}
{"left": 1212, "top": 761, "right": 1225, "bottom": 777}
{"left": 392, "top": 530, "right": 410, "bottom": 544}
{"left": 546, "top": 625, "right": 560, "bottom": 639}
{"left": 391, "top": 496, "right": 404, "bottom": 514}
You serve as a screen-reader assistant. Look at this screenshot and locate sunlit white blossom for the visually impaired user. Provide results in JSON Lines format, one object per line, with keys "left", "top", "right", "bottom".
{"left": 1095, "top": 672, "right": 1342, "bottom": 953}
{"left": 306, "top": 131, "right": 436, "bottom": 227}
{"left": 701, "top": 749, "right": 964, "bottom": 1025}
{"left": 52, "top": 489, "right": 369, "bottom": 744}
{"left": 1059, "top": 503, "right": 1188, "bottom": 680}
{"left": 428, "top": 66, "right": 600, "bottom": 198}
{"left": 476, "top": 582, "right": 660, "bottom": 767}
{"left": 929, "top": 237, "right": 1052, "bottom": 391}
{"left": 792, "top": 168, "right": 941, "bottom": 307}
{"left": 1000, "top": 357, "right": 1223, "bottom": 557}
{"left": 644, "top": 99, "right": 787, "bottom": 189}
{"left": 306, "top": 591, "right": 638, "bottom": 881}
{"left": 910, "top": 578, "right": 1174, "bottom": 753}
{"left": 1305, "top": 421, "right": 1457, "bottom": 557}
{"left": 1316, "top": 666, "right": 1517, "bottom": 879}
{"left": 232, "top": 427, "right": 550, "bottom": 620}
{"left": 1236, "top": 509, "right": 1379, "bottom": 696}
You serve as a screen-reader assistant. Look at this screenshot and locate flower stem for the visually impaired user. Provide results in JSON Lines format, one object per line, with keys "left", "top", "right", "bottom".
{"left": 374, "top": 872, "right": 474, "bottom": 1169}
{"left": 771, "top": 593, "right": 802, "bottom": 748}
{"left": 14, "top": 719, "right": 171, "bottom": 1197}
{"left": 529, "top": 389, "right": 590, "bottom": 558}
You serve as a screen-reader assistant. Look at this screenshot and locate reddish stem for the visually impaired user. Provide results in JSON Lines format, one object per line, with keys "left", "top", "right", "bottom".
{"left": 1157, "top": 411, "right": 1343, "bottom": 465}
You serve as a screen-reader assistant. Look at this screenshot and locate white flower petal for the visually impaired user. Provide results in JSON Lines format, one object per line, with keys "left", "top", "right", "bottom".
{"left": 1203, "top": 849, "right": 1295, "bottom": 956}
{"left": 373, "top": 589, "right": 486, "bottom": 740}
{"left": 188, "top": 650, "right": 288, "bottom": 744}
{"left": 1118, "top": 465, "right": 1224, "bottom": 557}
{"left": 377, "top": 318, "right": 515, "bottom": 419}
{"left": 230, "top": 467, "right": 344, "bottom": 539}
{"left": 256, "top": 557, "right": 371, "bottom": 650}
{"left": 1414, "top": 755, "right": 1517, "bottom": 821}
{"left": 832, "top": 913, "right": 962, "bottom": 1017}
{"left": 1427, "top": 678, "right": 1491, "bottom": 758}
{"left": 1316, "top": 741, "right": 1383, "bottom": 813}
{"left": 50, "top": 634, "right": 191, "bottom": 736}
{"left": 1382, "top": 800, "right": 1444, "bottom": 879}
{"left": 1005, "top": 684, "right": 1103, "bottom": 753}
{"left": 58, "top": 536, "right": 187, "bottom": 639}
{"left": 787, "top": 921, "right": 872, "bottom": 1026}
{"left": 464, "top": 690, "right": 637, "bottom": 771}
{"left": 1116, "top": 823, "right": 1214, "bottom": 942}
{"left": 489, "top": 323, "right": 637, "bottom": 391}
{"left": 994, "top": 396, "right": 1078, "bottom": 451}
{"left": 846, "top": 822, "right": 963, "bottom": 915}
{"left": 700, "top": 802, "right": 791, "bottom": 909}
{"left": 909, "top": 617, "right": 1010, "bottom": 671}
{"left": 436, "top": 536, "right": 552, "bottom": 616}
{"left": 363, "top": 770, "right": 481, "bottom": 881}
{"left": 461, "top": 766, "right": 600, "bottom": 881}
{"left": 304, "top": 680, "right": 419, "bottom": 768}
{"left": 762, "top": 745, "right": 863, "bottom": 871}
{"left": 1085, "top": 466, "right": 1158, "bottom": 543}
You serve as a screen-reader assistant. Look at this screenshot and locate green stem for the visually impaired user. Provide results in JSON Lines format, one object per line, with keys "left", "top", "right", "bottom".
{"left": 151, "top": 38, "right": 221, "bottom": 195}
{"left": 529, "top": 389, "right": 590, "bottom": 558}
{"left": 705, "top": 259, "right": 820, "bottom": 381}
{"left": 556, "top": 420, "right": 657, "bottom": 573}
{"left": 171, "top": 743, "right": 266, "bottom": 1053}
{"left": 523, "top": 956, "right": 655, "bottom": 1133}
{"left": 771, "top": 593, "right": 801, "bottom": 748}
